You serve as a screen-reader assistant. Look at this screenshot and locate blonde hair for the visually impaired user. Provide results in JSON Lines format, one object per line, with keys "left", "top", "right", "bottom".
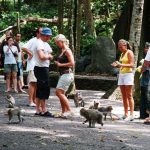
{"left": 118, "top": 39, "right": 132, "bottom": 50}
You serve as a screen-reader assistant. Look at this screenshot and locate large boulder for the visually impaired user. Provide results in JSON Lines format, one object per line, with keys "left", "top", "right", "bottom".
{"left": 85, "top": 36, "right": 116, "bottom": 74}
{"left": 75, "top": 55, "right": 91, "bottom": 72}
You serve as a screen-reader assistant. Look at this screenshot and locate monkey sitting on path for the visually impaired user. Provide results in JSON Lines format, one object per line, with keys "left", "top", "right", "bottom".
{"left": 89, "top": 101, "right": 99, "bottom": 109}
{"left": 6, "top": 94, "right": 15, "bottom": 108}
{"left": 74, "top": 92, "right": 85, "bottom": 107}
{"left": 98, "top": 106, "right": 113, "bottom": 121}
{"left": 7, "top": 107, "right": 24, "bottom": 123}
{"left": 80, "top": 108, "right": 103, "bottom": 128}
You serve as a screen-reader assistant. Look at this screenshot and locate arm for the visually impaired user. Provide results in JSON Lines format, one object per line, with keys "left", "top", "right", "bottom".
{"left": 22, "top": 47, "right": 33, "bottom": 60}
{"left": 115, "top": 51, "right": 134, "bottom": 68}
{"left": 37, "top": 49, "right": 53, "bottom": 61}
{"left": 55, "top": 50, "right": 75, "bottom": 67}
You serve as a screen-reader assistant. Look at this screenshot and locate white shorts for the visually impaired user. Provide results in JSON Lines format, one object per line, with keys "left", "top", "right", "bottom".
{"left": 118, "top": 73, "right": 134, "bottom": 85}
{"left": 27, "top": 70, "right": 37, "bottom": 84}
{"left": 56, "top": 73, "right": 74, "bottom": 92}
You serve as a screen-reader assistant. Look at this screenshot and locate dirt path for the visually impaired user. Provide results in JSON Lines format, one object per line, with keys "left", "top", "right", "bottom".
{"left": 0, "top": 75, "right": 150, "bottom": 150}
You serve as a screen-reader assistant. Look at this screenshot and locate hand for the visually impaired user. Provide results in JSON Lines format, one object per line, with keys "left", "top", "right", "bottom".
{"left": 54, "top": 61, "right": 61, "bottom": 67}
{"left": 111, "top": 62, "right": 118, "bottom": 67}
{"left": 28, "top": 53, "right": 33, "bottom": 60}
{"left": 48, "top": 54, "right": 53, "bottom": 60}
{"left": 115, "top": 61, "right": 122, "bottom": 68}
{"left": 141, "top": 66, "right": 146, "bottom": 73}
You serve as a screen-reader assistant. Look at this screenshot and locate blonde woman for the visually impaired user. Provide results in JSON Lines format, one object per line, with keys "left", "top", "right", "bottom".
{"left": 111, "top": 39, "right": 134, "bottom": 121}
{"left": 54, "top": 34, "right": 75, "bottom": 118}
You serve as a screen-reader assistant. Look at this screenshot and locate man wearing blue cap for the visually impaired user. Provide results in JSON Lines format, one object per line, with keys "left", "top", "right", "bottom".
{"left": 34, "top": 27, "right": 54, "bottom": 117}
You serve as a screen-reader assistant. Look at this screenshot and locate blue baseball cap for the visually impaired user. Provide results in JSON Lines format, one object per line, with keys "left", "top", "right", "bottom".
{"left": 41, "top": 27, "right": 52, "bottom": 36}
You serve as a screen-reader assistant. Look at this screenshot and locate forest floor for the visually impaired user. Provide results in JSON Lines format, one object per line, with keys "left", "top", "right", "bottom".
{"left": 0, "top": 75, "right": 150, "bottom": 150}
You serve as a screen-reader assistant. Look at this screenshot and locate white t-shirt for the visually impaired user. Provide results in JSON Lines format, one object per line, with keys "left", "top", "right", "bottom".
{"left": 145, "top": 48, "right": 150, "bottom": 61}
{"left": 34, "top": 39, "right": 52, "bottom": 67}
{"left": 3, "top": 45, "right": 18, "bottom": 64}
{"left": 22, "top": 37, "right": 38, "bottom": 71}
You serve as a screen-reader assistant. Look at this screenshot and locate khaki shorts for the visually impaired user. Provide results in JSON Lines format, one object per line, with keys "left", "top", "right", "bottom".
{"left": 56, "top": 73, "right": 74, "bottom": 92}
{"left": 4, "top": 64, "right": 18, "bottom": 73}
{"left": 27, "top": 70, "right": 37, "bottom": 84}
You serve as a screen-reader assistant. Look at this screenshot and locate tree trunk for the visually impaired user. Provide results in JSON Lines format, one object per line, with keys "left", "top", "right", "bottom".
{"left": 75, "top": 0, "right": 82, "bottom": 59}
{"left": 129, "top": 0, "right": 144, "bottom": 67}
{"left": 82, "top": 0, "right": 96, "bottom": 37}
{"left": 57, "top": 0, "right": 64, "bottom": 34}
{"left": 106, "top": 0, "right": 110, "bottom": 17}
{"left": 66, "top": 0, "right": 76, "bottom": 96}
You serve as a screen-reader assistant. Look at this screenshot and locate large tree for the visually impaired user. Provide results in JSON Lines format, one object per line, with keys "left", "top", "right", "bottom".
{"left": 129, "top": 0, "right": 144, "bottom": 66}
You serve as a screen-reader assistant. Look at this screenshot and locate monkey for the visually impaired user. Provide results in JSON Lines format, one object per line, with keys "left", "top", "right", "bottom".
{"left": 74, "top": 92, "right": 85, "bottom": 107}
{"left": 80, "top": 108, "right": 103, "bottom": 128}
{"left": 6, "top": 94, "right": 15, "bottom": 108}
{"left": 89, "top": 101, "right": 99, "bottom": 109}
{"left": 7, "top": 107, "right": 24, "bottom": 123}
{"left": 98, "top": 106, "right": 113, "bottom": 121}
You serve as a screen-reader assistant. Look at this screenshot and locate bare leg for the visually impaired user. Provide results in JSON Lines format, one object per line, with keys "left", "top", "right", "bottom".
{"left": 56, "top": 88, "right": 71, "bottom": 113}
{"left": 28, "top": 82, "right": 36, "bottom": 104}
{"left": 40, "top": 100, "right": 47, "bottom": 113}
{"left": 35, "top": 98, "right": 41, "bottom": 113}
{"left": 12, "top": 72, "right": 18, "bottom": 92}
{"left": 6, "top": 73, "right": 11, "bottom": 92}
{"left": 125, "top": 85, "right": 134, "bottom": 115}
{"left": 120, "top": 85, "right": 128, "bottom": 116}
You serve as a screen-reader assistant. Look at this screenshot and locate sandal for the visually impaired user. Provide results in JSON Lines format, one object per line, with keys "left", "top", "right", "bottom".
{"left": 144, "top": 121, "right": 150, "bottom": 125}
{"left": 41, "top": 111, "right": 54, "bottom": 117}
{"left": 34, "top": 112, "right": 42, "bottom": 116}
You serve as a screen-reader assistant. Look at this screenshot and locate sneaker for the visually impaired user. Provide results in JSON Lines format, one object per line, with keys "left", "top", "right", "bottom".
{"left": 14, "top": 90, "right": 18, "bottom": 93}
{"left": 28, "top": 102, "right": 36, "bottom": 107}
{"left": 19, "top": 89, "right": 27, "bottom": 93}
{"left": 122, "top": 115, "right": 128, "bottom": 120}
{"left": 124, "top": 115, "right": 134, "bottom": 121}
{"left": 41, "top": 111, "right": 54, "bottom": 117}
{"left": 63, "top": 111, "right": 74, "bottom": 118}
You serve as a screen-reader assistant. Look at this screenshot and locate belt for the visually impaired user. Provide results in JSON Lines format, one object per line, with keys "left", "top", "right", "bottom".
{"left": 60, "top": 69, "right": 72, "bottom": 75}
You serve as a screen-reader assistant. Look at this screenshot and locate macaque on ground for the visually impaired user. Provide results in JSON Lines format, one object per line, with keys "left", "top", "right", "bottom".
{"left": 74, "top": 92, "right": 85, "bottom": 107}
{"left": 7, "top": 107, "right": 24, "bottom": 123}
{"left": 80, "top": 108, "right": 103, "bottom": 128}
{"left": 89, "top": 101, "right": 99, "bottom": 109}
{"left": 6, "top": 94, "right": 15, "bottom": 108}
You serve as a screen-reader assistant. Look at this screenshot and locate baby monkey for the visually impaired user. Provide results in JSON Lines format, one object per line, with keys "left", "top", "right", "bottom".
{"left": 74, "top": 92, "right": 85, "bottom": 107}
{"left": 89, "top": 101, "right": 99, "bottom": 109}
{"left": 7, "top": 107, "right": 24, "bottom": 123}
{"left": 98, "top": 106, "right": 113, "bottom": 121}
{"left": 80, "top": 108, "right": 103, "bottom": 128}
{"left": 6, "top": 94, "right": 15, "bottom": 108}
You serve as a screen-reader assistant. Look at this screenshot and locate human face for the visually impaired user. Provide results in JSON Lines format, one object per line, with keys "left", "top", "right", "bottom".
{"left": 144, "top": 47, "right": 149, "bottom": 54}
{"left": 55, "top": 40, "right": 64, "bottom": 49}
{"left": 118, "top": 43, "right": 127, "bottom": 53}
{"left": 16, "top": 34, "right": 21, "bottom": 42}
{"left": 7, "top": 38, "right": 14, "bottom": 46}
{"left": 42, "top": 35, "right": 51, "bottom": 42}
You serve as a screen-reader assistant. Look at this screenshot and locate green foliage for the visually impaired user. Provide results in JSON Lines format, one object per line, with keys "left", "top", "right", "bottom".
{"left": 0, "top": 0, "right": 127, "bottom": 58}
{"left": 80, "top": 35, "right": 96, "bottom": 56}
